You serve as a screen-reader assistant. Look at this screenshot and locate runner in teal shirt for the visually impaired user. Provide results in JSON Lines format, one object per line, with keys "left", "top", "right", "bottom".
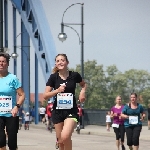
{"left": 122, "top": 103, "right": 144, "bottom": 127}
{"left": 0, "top": 52, "right": 25, "bottom": 150}
{"left": 121, "top": 92, "right": 145, "bottom": 150}
{"left": 0, "top": 73, "right": 21, "bottom": 117}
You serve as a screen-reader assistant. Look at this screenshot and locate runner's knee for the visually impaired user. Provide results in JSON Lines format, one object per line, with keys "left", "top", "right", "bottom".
{"left": 61, "top": 133, "right": 71, "bottom": 143}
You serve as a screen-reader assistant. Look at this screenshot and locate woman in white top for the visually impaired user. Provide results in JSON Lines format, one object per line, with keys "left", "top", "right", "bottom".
{"left": 39, "top": 106, "right": 46, "bottom": 123}
{"left": 106, "top": 111, "right": 111, "bottom": 131}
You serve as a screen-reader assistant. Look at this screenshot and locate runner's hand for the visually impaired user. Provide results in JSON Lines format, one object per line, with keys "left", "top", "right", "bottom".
{"left": 119, "top": 116, "right": 122, "bottom": 119}
{"left": 57, "top": 84, "right": 66, "bottom": 93}
{"left": 140, "top": 116, "right": 145, "bottom": 121}
{"left": 113, "top": 113, "right": 117, "bottom": 116}
{"left": 124, "top": 115, "right": 129, "bottom": 119}
{"left": 11, "top": 106, "right": 19, "bottom": 117}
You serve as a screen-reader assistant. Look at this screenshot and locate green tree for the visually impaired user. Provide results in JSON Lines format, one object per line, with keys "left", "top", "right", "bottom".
{"left": 72, "top": 60, "right": 150, "bottom": 109}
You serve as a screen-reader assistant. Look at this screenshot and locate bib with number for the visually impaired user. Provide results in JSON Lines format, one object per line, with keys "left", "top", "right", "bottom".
{"left": 56, "top": 93, "right": 73, "bottom": 109}
{"left": 112, "top": 123, "right": 119, "bottom": 128}
{"left": 0, "top": 96, "right": 12, "bottom": 113}
{"left": 129, "top": 116, "right": 138, "bottom": 124}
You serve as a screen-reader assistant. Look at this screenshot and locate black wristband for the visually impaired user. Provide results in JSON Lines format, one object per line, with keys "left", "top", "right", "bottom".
{"left": 16, "top": 104, "right": 20, "bottom": 108}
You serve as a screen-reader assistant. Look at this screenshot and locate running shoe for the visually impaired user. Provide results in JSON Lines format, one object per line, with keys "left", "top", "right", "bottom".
{"left": 55, "top": 142, "right": 59, "bottom": 149}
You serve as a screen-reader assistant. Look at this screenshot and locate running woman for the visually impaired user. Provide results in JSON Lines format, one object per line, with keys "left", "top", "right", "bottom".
{"left": 43, "top": 54, "right": 87, "bottom": 150}
{"left": 0, "top": 52, "right": 25, "bottom": 150}
{"left": 121, "top": 92, "right": 145, "bottom": 150}
{"left": 111, "top": 95, "right": 125, "bottom": 150}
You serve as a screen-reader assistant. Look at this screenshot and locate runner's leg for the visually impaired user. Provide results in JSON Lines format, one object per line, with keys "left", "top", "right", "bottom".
{"left": 54, "top": 122, "right": 64, "bottom": 150}
{"left": 61, "top": 118, "right": 77, "bottom": 150}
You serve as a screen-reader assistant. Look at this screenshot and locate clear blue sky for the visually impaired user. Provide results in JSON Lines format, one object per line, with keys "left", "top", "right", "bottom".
{"left": 42, "top": 0, "right": 150, "bottom": 72}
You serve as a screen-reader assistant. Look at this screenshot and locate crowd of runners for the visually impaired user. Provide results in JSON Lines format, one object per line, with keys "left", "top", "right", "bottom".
{"left": 0, "top": 52, "right": 148, "bottom": 150}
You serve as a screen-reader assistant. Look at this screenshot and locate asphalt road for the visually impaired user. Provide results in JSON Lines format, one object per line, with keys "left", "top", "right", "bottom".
{"left": 8, "top": 126, "right": 150, "bottom": 150}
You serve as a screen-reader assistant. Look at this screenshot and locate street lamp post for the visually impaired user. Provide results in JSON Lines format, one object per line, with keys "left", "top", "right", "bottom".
{"left": 58, "top": 3, "right": 85, "bottom": 129}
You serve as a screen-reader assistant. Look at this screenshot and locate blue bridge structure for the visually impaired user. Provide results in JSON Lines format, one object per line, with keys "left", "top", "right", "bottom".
{"left": 0, "top": 0, "right": 57, "bottom": 124}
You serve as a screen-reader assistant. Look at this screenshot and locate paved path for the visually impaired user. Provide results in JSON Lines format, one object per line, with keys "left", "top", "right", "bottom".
{"left": 30, "top": 123, "right": 150, "bottom": 141}
{"left": 9, "top": 126, "right": 150, "bottom": 150}
{"left": 8, "top": 123, "right": 150, "bottom": 150}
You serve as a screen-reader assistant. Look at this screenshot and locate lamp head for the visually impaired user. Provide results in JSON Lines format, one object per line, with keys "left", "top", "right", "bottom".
{"left": 58, "top": 33, "right": 67, "bottom": 42}
{"left": 11, "top": 52, "right": 19, "bottom": 59}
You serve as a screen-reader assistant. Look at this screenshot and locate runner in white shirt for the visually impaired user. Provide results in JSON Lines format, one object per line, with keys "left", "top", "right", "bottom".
{"left": 23, "top": 112, "right": 30, "bottom": 130}
{"left": 39, "top": 106, "right": 46, "bottom": 123}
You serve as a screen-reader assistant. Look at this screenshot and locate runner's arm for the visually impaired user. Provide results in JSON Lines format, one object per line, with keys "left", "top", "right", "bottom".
{"left": 121, "top": 113, "right": 129, "bottom": 119}
{"left": 43, "top": 85, "right": 66, "bottom": 100}
{"left": 11, "top": 87, "right": 25, "bottom": 117}
{"left": 16, "top": 87, "right": 25, "bottom": 106}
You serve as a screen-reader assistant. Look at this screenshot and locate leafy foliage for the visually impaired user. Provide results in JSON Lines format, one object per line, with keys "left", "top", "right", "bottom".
{"left": 72, "top": 60, "right": 150, "bottom": 109}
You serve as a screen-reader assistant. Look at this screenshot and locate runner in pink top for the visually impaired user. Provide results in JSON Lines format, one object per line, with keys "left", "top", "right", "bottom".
{"left": 111, "top": 95, "right": 125, "bottom": 150}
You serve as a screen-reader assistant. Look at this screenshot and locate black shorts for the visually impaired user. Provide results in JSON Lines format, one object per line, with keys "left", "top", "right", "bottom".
{"left": 52, "top": 109, "right": 79, "bottom": 124}
{"left": 148, "top": 115, "right": 150, "bottom": 121}
{"left": 40, "top": 114, "right": 45, "bottom": 118}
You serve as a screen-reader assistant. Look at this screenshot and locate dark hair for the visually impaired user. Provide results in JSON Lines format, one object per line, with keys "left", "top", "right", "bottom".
{"left": 0, "top": 52, "right": 10, "bottom": 64}
{"left": 52, "top": 54, "right": 69, "bottom": 73}
{"left": 130, "top": 92, "right": 137, "bottom": 98}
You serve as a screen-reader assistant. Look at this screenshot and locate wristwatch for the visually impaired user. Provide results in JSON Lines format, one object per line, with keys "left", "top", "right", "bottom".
{"left": 16, "top": 104, "right": 20, "bottom": 108}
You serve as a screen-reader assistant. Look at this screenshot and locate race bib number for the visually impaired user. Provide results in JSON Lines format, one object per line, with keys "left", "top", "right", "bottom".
{"left": 56, "top": 93, "right": 73, "bottom": 109}
{"left": 0, "top": 96, "right": 12, "bottom": 113}
{"left": 129, "top": 116, "right": 138, "bottom": 124}
{"left": 112, "top": 123, "right": 119, "bottom": 128}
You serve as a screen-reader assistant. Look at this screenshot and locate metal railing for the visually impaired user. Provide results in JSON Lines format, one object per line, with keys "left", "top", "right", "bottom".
{"left": 83, "top": 109, "right": 148, "bottom": 126}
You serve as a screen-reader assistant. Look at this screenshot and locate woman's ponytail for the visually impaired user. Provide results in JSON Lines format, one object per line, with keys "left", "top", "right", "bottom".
{"left": 52, "top": 66, "right": 58, "bottom": 73}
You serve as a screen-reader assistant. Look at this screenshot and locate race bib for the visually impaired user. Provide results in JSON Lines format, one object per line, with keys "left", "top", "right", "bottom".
{"left": 112, "top": 123, "right": 119, "bottom": 128}
{"left": 129, "top": 116, "right": 138, "bottom": 124}
{"left": 0, "top": 96, "right": 12, "bottom": 113}
{"left": 56, "top": 93, "right": 73, "bottom": 109}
